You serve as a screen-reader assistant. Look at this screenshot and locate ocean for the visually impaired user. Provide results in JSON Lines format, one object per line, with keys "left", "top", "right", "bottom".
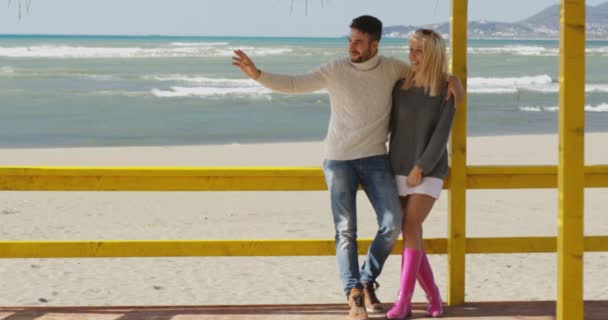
{"left": 1, "top": 35, "right": 607, "bottom": 148}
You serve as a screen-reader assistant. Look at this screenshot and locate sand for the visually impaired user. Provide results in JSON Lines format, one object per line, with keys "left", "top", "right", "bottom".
{"left": 0, "top": 133, "right": 606, "bottom": 306}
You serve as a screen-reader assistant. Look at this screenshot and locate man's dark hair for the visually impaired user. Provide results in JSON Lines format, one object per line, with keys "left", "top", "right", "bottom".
{"left": 350, "top": 15, "right": 382, "bottom": 42}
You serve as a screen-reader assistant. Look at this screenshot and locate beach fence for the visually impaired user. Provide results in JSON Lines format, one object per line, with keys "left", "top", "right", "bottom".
{"left": 0, "top": 1, "right": 606, "bottom": 319}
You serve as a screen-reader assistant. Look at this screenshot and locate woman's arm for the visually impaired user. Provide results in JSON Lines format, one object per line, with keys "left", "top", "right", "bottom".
{"left": 415, "top": 97, "right": 456, "bottom": 176}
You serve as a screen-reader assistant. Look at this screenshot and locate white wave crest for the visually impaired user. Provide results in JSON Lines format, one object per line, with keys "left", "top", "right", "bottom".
{"left": 144, "top": 74, "right": 255, "bottom": 85}
{"left": 0, "top": 66, "right": 15, "bottom": 75}
{"left": 76, "top": 73, "right": 118, "bottom": 80}
{"left": 519, "top": 106, "right": 543, "bottom": 112}
{"left": 226, "top": 46, "right": 293, "bottom": 56}
{"left": 468, "top": 75, "right": 553, "bottom": 93}
{"left": 89, "top": 90, "right": 149, "bottom": 97}
{"left": 470, "top": 74, "right": 552, "bottom": 87}
{"left": 468, "top": 46, "right": 558, "bottom": 56}
{"left": 585, "top": 84, "right": 608, "bottom": 93}
{"left": 148, "top": 73, "right": 327, "bottom": 98}
{"left": 586, "top": 103, "right": 608, "bottom": 112}
{"left": 0, "top": 67, "right": 118, "bottom": 80}
{"left": 519, "top": 103, "right": 608, "bottom": 113}
{"left": 468, "top": 75, "right": 608, "bottom": 94}
{"left": 146, "top": 74, "right": 266, "bottom": 98}
{"left": 171, "top": 42, "right": 229, "bottom": 46}
{"left": 470, "top": 88, "right": 519, "bottom": 94}
{"left": 586, "top": 47, "right": 608, "bottom": 54}
{"left": 469, "top": 46, "right": 608, "bottom": 56}
{"left": 522, "top": 84, "right": 608, "bottom": 94}
{"left": 0, "top": 45, "right": 291, "bottom": 58}
{"left": 151, "top": 86, "right": 272, "bottom": 98}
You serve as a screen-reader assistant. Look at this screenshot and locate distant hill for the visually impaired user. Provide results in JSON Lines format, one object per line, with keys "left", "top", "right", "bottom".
{"left": 384, "top": 2, "right": 608, "bottom": 39}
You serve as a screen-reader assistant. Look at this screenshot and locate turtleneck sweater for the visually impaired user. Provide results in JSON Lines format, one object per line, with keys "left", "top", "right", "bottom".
{"left": 257, "top": 55, "right": 409, "bottom": 160}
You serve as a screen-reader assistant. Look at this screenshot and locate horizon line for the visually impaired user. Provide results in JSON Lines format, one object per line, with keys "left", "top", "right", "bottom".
{"left": 1, "top": 34, "right": 607, "bottom": 41}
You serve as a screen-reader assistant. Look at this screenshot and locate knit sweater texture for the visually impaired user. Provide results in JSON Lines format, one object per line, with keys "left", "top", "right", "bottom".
{"left": 257, "top": 55, "right": 409, "bottom": 160}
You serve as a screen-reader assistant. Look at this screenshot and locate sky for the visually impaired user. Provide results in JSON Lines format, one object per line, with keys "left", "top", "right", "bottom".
{"left": 1, "top": 0, "right": 606, "bottom": 37}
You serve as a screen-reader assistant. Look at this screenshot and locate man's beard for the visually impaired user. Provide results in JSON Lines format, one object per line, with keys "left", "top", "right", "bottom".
{"left": 351, "top": 53, "right": 371, "bottom": 63}
{"left": 350, "top": 46, "right": 374, "bottom": 63}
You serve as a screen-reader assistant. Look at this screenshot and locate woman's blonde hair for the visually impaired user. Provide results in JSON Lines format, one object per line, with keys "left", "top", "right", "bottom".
{"left": 402, "top": 29, "right": 448, "bottom": 96}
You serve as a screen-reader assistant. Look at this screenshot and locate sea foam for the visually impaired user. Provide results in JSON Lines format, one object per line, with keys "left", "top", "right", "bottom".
{"left": 468, "top": 75, "right": 608, "bottom": 94}
{"left": 519, "top": 103, "right": 608, "bottom": 112}
{"left": 151, "top": 86, "right": 272, "bottom": 98}
{"left": 468, "top": 46, "right": 608, "bottom": 56}
{"left": 0, "top": 44, "right": 291, "bottom": 59}
{"left": 0, "top": 66, "right": 15, "bottom": 75}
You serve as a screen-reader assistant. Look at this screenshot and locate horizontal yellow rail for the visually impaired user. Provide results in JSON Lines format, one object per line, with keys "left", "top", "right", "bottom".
{"left": 466, "top": 165, "right": 608, "bottom": 189}
{"left": 0, "top": 167, "right": 325, "bottom": 191}
{"left": 1, "top": 236, "right": 606, "bottom": 258}
{"left": 1, "top": 165, "right": 607, "bottom": 191}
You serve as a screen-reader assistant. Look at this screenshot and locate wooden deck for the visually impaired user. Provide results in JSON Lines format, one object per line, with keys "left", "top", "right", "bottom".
{"left": 1, "top": 301, "right": 607, "bottom": 319}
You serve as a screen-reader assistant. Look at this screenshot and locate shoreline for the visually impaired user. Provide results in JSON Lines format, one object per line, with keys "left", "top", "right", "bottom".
{"left": 1, "top": 132, "right": 606, "bottom": 166}
{"left": 3, "top": 129, "right": 608, "bottom": 150}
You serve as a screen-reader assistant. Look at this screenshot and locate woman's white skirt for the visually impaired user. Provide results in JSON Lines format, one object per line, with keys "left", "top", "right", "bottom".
{"left": 395, "top": 175, "right": 444, "bottom": 200}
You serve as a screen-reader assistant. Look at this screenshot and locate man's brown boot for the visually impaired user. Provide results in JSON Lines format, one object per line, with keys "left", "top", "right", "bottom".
{"left": 347, "top": 288, "right": 368, "bottom": 320}
{"left": 362, "top": 281, "right": 384, "bottom": 313}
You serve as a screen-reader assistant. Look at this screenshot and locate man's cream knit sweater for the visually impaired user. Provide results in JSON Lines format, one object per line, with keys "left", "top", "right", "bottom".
{"left": 257, "top": 55, "right": 409, "bottom": 160}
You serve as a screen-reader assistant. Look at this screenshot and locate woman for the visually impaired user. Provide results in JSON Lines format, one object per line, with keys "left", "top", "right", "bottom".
{"left": 386, "top": 29, "right": 456, "bottom": 319}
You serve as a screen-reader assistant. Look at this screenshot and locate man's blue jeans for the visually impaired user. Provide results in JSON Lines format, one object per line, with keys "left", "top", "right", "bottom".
{"left": 322, "top": 154, "right": 403, "bottom": 295}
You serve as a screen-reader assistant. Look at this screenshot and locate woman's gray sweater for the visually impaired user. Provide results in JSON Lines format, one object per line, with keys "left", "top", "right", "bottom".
{"left": 389, "top": 80, "right": 455, "bottom": 179}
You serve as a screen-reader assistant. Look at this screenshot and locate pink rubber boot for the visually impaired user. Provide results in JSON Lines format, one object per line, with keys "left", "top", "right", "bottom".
{"left": 417, "top": 251, "right": 443, "bottom": 317}
{"left": 386, "top": 248, "right": 422, "bottom": 320}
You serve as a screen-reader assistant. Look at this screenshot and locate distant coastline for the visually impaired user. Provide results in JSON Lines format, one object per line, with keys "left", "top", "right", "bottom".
{"left": 384, "top": 2, "right": 608, "bottom": 40}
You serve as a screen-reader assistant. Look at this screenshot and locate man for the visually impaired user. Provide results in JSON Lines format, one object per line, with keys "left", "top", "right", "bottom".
{"left": 233, "top": 15, "right": 463, "bottom": 320}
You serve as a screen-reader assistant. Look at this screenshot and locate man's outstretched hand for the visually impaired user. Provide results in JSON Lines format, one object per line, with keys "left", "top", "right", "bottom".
{"left": 232, "top": 50, "right": 261, "bottom": 80}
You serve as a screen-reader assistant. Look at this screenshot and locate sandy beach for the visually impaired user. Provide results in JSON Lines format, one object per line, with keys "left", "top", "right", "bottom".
{"left": 0, "top": 133, "right": 607, "bottom": 306}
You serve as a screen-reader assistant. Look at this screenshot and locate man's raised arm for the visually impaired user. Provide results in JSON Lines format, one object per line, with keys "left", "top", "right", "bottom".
{"left": 232, "top": 49, "right": 326, "bottom": 94}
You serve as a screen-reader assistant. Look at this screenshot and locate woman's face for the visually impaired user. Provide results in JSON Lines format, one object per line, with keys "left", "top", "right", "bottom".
{"left": 408, "top": 38, "right": 424, "bottom": 72}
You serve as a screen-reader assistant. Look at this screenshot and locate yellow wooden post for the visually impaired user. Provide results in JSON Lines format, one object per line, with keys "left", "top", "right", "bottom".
{"left": 448, "top": 0, "right": 468, "bottom": 306}
{"left": 557, "top": 1, "right": 585, "bottom": 319}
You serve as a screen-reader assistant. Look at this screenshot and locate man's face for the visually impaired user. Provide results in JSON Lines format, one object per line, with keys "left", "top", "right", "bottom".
{"left": 348, "top": 28, "right": 378, "bottom": 63}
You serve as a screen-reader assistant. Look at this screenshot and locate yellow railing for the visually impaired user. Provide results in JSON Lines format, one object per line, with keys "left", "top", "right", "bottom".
{"left": 1, "top": 166, "right": 607, "bottom": 259}
{"left": 0, "top": 0, "right": 598, "bottom": 319}
{"left": 1, "top": 165, "right": 608, "bottom": 191}
{"left": 0, "top": 165, "right": 607, "bottom": 319}
{"left": 1, "top": 167, "right": 607, "bottom": 258}
{"left": 1, "top": 236, "right": 608, "bottom": 259}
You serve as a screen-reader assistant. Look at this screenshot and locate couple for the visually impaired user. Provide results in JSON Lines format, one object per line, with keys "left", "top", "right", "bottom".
{"left": 232, "top": 15, "right": 461, "bottom": 320}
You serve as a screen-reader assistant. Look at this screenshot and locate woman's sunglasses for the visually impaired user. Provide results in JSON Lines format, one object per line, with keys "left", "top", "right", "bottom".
{"left": 416, "top": 28, "right": 438, "bottom": 36}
